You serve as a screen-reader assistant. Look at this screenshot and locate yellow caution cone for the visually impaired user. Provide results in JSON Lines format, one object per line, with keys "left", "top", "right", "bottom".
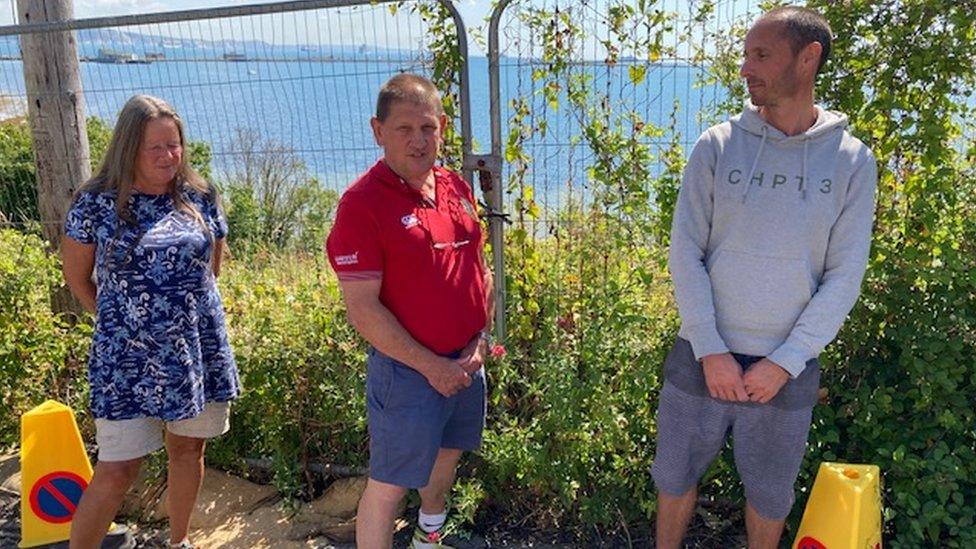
{"left": 19, "top": 400, "right": 94, "bottom": 548}
{"left": 793, "top": 462, "right": 882, "bottom": 549}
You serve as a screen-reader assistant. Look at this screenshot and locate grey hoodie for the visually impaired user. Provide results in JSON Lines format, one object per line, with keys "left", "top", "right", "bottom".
{"left": 668, "top": 102, "right": 877, "bottom": 377}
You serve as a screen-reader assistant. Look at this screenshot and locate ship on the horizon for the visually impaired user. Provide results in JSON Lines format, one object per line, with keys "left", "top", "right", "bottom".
{"left": 92, "top": 48, "right": 151, "bottom": 64}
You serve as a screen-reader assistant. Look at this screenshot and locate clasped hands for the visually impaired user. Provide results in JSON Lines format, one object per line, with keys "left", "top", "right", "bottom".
{"left": 701, "top": 353, "right": 790, "bottom": 404}
{"left": 424, "top": 334, "right": 486, "bottom": 398}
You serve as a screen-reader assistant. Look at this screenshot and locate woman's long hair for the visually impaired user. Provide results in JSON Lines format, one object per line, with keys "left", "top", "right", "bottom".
{"left": 80, "top": 94, "right": 215, "bottom": 234}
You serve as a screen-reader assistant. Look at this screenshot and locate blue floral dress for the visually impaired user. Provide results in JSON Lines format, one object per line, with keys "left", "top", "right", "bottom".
{"left": 64, "top": 186, "right": 241, "bottom": 421}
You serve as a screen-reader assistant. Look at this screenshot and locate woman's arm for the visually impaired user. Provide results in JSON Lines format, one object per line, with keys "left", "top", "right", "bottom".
{"left": 212, "top": 238, "right": 224, "bottom": 277}
{"left": 62, "top": 236, "right": 97, "bottom": 314}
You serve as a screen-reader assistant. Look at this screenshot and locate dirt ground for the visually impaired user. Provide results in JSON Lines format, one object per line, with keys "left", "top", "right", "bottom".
{"left": 0, "top": 453, "right": 746, "bottom": 548}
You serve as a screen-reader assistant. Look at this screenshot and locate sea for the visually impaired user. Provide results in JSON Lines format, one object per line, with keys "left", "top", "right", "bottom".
{"left": 0, "top": 36, "right": 727, "bottom": 205}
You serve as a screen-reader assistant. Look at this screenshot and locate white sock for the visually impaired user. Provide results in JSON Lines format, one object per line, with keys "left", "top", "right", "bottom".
{"left": 418, "top": 509, "right": 447, "bottom": 533}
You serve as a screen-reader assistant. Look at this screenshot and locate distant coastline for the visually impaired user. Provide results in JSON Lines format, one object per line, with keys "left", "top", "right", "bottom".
{"left": 0, "top": 55, "right": 699, "bottom": 68}
{"left": 0, "top": 94, "right": 26, "bottom": 122}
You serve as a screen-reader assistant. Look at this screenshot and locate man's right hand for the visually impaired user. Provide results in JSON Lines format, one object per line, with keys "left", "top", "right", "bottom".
{"left": 424, "top": 357, "right": 472, "bottom": 397}
{"left": 701, "top": 353, "right": 749, "bottom": 402}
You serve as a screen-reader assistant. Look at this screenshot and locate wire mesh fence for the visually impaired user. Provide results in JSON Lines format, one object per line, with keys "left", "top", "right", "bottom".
{"left": 0, "top": 0, "right": 462, "bottom": 236}
{"left": 493, "top": 0, "right": 758, "bottom": 226}
{"left": 489, "top": 0, "right": 761, "bottom": 340}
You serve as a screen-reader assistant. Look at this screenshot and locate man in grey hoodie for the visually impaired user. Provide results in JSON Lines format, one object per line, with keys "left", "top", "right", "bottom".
{"left": 652, "top": 6, "right": 877, "bottom": 548}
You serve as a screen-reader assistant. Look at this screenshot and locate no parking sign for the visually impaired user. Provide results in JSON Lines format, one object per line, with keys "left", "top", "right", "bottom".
{"left": 28, "top": 471, "right": 88, "bottom": 524}
{"left": 19, "top": 400, "right": 95, "bottom": 548}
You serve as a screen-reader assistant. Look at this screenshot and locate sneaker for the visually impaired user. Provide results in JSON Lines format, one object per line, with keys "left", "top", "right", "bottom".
{"left": 169, "top": 541, "right": 194, "bottom": 549}
{"left": 411, "top": 526, "right": 455, "bottom": 548}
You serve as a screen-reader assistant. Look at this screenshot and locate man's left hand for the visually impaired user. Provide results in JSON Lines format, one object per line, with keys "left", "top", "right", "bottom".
{"left": 458, "top": 334, "right": 487, "bottom": 374}
{"left": 743, "top": 359, "right": 791, "bottom": 404}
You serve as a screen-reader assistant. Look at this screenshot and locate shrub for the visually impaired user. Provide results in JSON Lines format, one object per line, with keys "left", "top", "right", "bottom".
{"left": 207, "top": 251, "right": 367, "bottom": 497}
{"left": 0, "top": 229, "right": 90, "bottom": 449}
{"left": 0, "top": 118, "right": 37, "bottom": 224}
{"left": 220, "top": 129, "right": 338, "bottom": 253}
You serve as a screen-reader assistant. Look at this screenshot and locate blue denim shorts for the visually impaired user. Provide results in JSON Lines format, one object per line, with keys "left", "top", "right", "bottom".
{"left": 365, "top": 346, "right": 486, "bottom": 489}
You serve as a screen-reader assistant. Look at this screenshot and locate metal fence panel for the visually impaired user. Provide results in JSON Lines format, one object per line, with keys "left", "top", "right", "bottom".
{"left": 0, "top": 0, "right": 470, "bottom": 234}
{"left": 485, "top": 0, "right": 762, "bottom": 342}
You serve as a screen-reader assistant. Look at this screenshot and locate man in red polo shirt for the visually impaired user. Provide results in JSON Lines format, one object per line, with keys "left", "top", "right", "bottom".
{"left": 326, "top": 73, "right": 493, "bottom": 549}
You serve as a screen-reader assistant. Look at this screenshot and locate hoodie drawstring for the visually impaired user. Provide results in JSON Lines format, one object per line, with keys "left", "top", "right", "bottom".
{"left": 801, "top": 138, "right": 810, "bottom": 201}
{"left": 741, "top": 125, "right": 768, "bottom": 204}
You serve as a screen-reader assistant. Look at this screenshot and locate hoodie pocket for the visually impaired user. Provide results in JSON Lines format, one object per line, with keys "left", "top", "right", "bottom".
{"left": 708, "top": 249, "right": 813, "bottom": 329}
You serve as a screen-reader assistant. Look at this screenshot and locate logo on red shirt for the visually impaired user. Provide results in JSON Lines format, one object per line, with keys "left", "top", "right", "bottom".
{"left": 401, "top": 214, "right": 419, "bottom": 229}
{"left": 335, "top": 252, "right": 359, "bottom": 266}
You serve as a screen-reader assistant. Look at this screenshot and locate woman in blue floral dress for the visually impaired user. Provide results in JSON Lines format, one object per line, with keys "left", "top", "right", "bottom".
{"left": 62, "top": 95, "right": 240, "bottom": 549}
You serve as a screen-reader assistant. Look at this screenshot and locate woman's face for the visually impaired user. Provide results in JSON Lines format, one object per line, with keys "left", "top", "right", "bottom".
{"left": 134, "top": 117, "right": 183, "bottom": 191}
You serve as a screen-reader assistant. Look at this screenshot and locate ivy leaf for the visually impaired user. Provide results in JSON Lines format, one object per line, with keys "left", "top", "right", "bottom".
{"left": 628, "top": 64, "right": 647, "bottom": 85}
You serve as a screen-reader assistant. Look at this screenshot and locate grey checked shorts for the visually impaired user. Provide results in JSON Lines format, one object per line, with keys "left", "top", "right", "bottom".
{"left": 651, "top": 337, "right": 820, "bottom": 520}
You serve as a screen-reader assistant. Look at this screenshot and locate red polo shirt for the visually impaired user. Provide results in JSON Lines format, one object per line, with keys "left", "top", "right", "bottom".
{"left": 326, "top": 160, "right": 488, "bottom": 354}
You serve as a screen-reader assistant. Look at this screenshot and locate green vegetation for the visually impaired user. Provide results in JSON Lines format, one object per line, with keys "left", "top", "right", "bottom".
{"left": 219, "top": 129, "right": 338, "bottom": 254}
{"left": 0, "top": 118, "right": 39, "bottom": 224}
{"left": 0, "top": 0, "right": 973, "bottom": 545}
{"left": 0, "top": 228, "right": 91, "bottom": 447}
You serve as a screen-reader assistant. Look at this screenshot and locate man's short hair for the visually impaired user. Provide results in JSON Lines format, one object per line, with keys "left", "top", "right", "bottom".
{"left": 759, "top": 6, "right": 832, "bottom": 74}
{"left": 375, "top": 73, "right": 444, "bottom": 121}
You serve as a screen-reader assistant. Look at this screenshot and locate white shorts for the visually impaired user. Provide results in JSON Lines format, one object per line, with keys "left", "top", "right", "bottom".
{"left": 94, "top": 402, "right": 232, "bottom": 462}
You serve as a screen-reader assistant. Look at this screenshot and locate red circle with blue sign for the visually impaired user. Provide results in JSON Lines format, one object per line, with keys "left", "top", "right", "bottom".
{"left": 29, "top": 471, "right": 88, "bottom": 524}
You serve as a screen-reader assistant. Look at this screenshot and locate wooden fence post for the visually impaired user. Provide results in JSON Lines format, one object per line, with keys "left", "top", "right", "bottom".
{"left": 17, "top": 0, "right": 90, "bottom": 314}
